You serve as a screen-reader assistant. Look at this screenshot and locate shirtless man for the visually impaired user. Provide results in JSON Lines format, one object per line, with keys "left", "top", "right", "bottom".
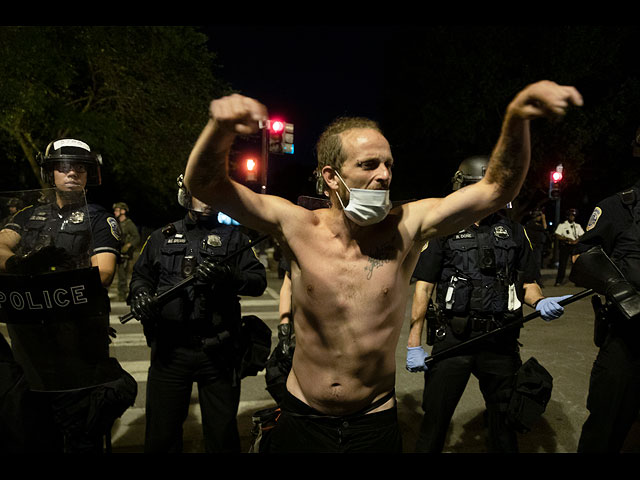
{"left": 184, "top": 81, "right": 582, "bottom": 452}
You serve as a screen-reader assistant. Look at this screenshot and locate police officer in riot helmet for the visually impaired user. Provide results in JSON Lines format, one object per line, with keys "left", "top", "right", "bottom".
{"left": 570, "top": 126, "right": 640, "bottom": 452}
{"left": 1, "top": 197, "right": 23, "bottom": 228}
{"left": 406, "top": 155, "right": 570, "bottom": 453}
{"left": 128, "top": 174, "right": 267, "bottom": 453}
{"left": 2, "top": 139, "right": 114, "bottom": 275}
{"left": 0, "top": 138, "right": 135, "bottom": 453}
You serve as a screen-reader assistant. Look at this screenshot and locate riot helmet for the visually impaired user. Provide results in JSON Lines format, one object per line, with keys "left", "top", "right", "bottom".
{"left": 38, "top": 138, "right": 102, "bottom": 187}
{"left": 452, "top": 155, "right": 489, "bottom": 191}
{"left": 177, "top": 174, "right": 215, "bottom": 216}
{"left": 6, "top": 197, "right": 23, "bottom": 210}
{"left": 112, "top": 202, "right": 129, "bottom": 212}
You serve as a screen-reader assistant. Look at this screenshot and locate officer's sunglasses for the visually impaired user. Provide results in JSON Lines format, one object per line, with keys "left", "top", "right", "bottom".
{"left": 52, "top": 161, "right": 88, "bottom": 174}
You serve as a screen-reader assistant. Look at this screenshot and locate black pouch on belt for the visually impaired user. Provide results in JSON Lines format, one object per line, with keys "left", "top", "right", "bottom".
{"left": 449, "top": 315, "right": 470, "bottom": 337}
{"left": 506, "top": 357, "right": 553, "bottom": 433}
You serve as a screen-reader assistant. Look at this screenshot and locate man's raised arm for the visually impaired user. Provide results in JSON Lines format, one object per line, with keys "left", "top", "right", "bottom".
{"left": 412, "top": 80, "right": 583, "bottom": 242}
{"left": 184, "top": 94, "right": 293, "bottom": 235}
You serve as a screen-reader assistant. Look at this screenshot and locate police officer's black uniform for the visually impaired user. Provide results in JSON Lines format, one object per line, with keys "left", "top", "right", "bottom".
{"left": 1, "top": 199, "right": 134, "bottom": 452}
{"left": 574, "top": 179, "right": 640, "bottom": 452}
{"left": 129, "top": 212, "right": 266, "bottom": 453}
{"left": 6, "top": 201, "right": 121, "bottom": 269}
{"left": 412, "top": 212, "right": 537, "bottom": 453}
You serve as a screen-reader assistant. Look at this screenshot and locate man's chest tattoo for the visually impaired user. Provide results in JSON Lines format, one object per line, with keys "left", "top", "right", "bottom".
{"left": 363, "top": 242, "right": 396, "bottom": 280}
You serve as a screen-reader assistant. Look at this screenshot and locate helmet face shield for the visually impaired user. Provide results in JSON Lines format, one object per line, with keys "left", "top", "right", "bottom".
{"left": 38, "top": 139, "right": 102, "bottom": 187}
{"left": 176, "top": 174, "right": 214, "bottom": 215}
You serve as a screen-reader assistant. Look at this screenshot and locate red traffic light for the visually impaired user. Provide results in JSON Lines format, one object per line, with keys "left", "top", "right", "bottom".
{"left": 270, "top": 120, "right": 285, "bottom": 134}
{"left": 551, "top": 171, "right": 563, "bottom": 182}
{"left": 245, "top": 157, "right": 257, "bottom": 181}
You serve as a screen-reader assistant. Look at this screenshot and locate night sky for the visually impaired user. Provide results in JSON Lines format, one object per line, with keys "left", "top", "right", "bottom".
{"left": 202, "top": 25, "right": 389, "bottom": 202}
{"left": 200, "top": 25, "right": 640, "bottom": 229}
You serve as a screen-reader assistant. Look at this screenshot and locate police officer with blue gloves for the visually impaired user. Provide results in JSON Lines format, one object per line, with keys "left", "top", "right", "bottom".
{"left": 406, "top": 156, "right": 569, "bottom": 453}
{"left": 128, "top": 175, "right": 267, "bottom": 453}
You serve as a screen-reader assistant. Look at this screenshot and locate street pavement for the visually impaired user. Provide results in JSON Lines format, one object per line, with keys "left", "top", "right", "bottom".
{"left": 3, "top": 266, "right": 640, "bottom": 453}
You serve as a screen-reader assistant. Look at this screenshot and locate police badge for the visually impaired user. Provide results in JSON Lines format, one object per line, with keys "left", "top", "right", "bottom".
{"left": 493, "top": 225, "right": 510, "bottom": 239}
{"left": 206, "top": 234, "right": 222, "bottom": 247}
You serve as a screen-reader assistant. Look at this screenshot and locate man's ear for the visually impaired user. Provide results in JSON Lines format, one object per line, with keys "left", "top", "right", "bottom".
{"left": 322, "top": 166, "right": 339, "bottom": 191}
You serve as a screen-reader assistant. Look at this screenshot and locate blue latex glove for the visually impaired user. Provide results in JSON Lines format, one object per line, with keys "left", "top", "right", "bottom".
{"left": 406, "top": 346, "right": 429, "bottom": 372}
{"left": 536, "top": 295, "right": 571, "bottom": 321}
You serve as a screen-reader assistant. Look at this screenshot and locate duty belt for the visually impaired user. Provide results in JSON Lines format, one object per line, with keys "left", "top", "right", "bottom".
{"left": 446, "top": 314, "right": 501, "bottom": 333}
{"left": 469, "top": 316, "right": 501, "bottom": 333}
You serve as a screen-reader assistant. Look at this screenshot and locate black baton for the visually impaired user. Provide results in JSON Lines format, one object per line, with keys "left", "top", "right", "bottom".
{"left": 424, "top": 288, "right": 594, "bottom": 367}
{"left": 119, "top": 233, "right": 270, "bottom": 324}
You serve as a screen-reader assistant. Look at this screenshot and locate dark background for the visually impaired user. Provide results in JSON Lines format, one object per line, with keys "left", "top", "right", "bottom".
{"left": 202, "top": 25, "right": 387, "bottom": 203}
{"left": 2, "top": 25, "right": 639, "bottom": 231}
{"left": 200, "top": 25, "right": 640, "bottom": 230}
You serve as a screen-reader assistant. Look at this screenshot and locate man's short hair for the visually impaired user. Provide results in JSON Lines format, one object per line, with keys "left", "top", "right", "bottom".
{"left": 315, "top": 117, "right": 382, "bottom": 191}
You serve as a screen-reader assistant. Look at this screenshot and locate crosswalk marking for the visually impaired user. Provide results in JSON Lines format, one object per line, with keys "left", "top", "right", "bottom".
{"left": 110, "top": 399, "right": 275, "bottom": 448}
{"left": 113, "top": 357, "right": 265, "bottom": 383}
{"left": 110, "top": 310, "right": 282, "bottom": 327}
{"left": 110, "top": 295, "right": 281, "bottom": 326}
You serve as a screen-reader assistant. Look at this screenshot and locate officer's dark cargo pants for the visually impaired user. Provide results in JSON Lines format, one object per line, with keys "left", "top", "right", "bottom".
{"left": 415, "top": 325, "right": 522, "bottom": 453}
{"left": 144, "top": 344, "right": 241, "bottom": 453}
{"left": 578, "top": 327, "right": 640, "bottom": 453}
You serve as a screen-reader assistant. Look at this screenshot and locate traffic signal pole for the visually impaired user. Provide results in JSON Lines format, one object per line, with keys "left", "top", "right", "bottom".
{"left": 261, "top": 126, "right": 269, "bottom": 194}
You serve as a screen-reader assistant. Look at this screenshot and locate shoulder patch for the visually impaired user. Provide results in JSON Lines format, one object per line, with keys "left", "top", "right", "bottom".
{"left": 586, "top": 207, "right": 602, "bottom": 231}
{"left": 107, "top": 216, "right": 121, "bottom": 241}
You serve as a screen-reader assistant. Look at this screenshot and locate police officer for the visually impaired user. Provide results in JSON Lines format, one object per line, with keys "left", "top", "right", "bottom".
{"left": 0, "top": 138, "right": 135, "bottom": 452}
{"left": 1, "top": 197, "right": 23, "bottom": 228}
{"left": 524, "top": 209, "right": 548, "bottom": 286}
{"left": 554, "top": 208, "right": 584, "bottom": 286}
{"left": 406, "top": 156, "right": 570, "bottom": 453}
{"left": 129, "top": 174, "right": 267, "bottom": 453}
{"left": 112, "top": 201, "right": 141, "bottom": 301}
{"left": 571, "top": 127, "right": 640, "bottom": 452}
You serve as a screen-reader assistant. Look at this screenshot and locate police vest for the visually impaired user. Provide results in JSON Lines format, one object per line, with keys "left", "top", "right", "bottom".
{"left": 17, "top": 203, "right": 94, "bottom": 268}
{"left": 436, "top": 218, "right": 521, "bottom": 316}
{"left": 155, "top": 219, "right": 244, "bottom": 334}
{"left": 612, "top": 187, "right": 640, "bottom": 290}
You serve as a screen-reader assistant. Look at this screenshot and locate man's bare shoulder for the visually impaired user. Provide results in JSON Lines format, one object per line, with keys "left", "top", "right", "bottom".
{"left": 392, "top": 197, "right": 441, "bottom": 234}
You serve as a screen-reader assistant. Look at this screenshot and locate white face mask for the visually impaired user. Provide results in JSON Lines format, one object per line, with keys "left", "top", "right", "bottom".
{"left": 333, "top": 171, "right": 391, "bottom": 226}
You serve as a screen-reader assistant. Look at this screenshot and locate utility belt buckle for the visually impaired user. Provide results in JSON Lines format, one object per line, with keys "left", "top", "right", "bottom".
{"left": 470, "top": 315, "right": 495, "bottom": 333}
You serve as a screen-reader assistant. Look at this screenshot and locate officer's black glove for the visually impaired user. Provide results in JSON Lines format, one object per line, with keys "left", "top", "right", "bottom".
{"left": 5, "top": 245, "right": 74, "bottom": 275}
{"left": 194, "top": 259, "right": 243, "bottom": 288}
{"left": 108, "top": 326, "right": 117, "bottom": 344}
{"left": 130, "top": 289, "right": 159, "bottom": 324}
{"left": 276, "top": 323, "right": 294, "bottom": 357}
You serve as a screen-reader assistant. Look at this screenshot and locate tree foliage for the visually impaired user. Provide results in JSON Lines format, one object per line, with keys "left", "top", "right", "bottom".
{"left": 0, "top": 26, "right": 231, "bottom": 226}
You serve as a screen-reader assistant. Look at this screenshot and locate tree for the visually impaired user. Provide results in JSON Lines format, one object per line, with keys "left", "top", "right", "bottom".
{"left": 0, "top": 26, "right": 231, "bottom": 226}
